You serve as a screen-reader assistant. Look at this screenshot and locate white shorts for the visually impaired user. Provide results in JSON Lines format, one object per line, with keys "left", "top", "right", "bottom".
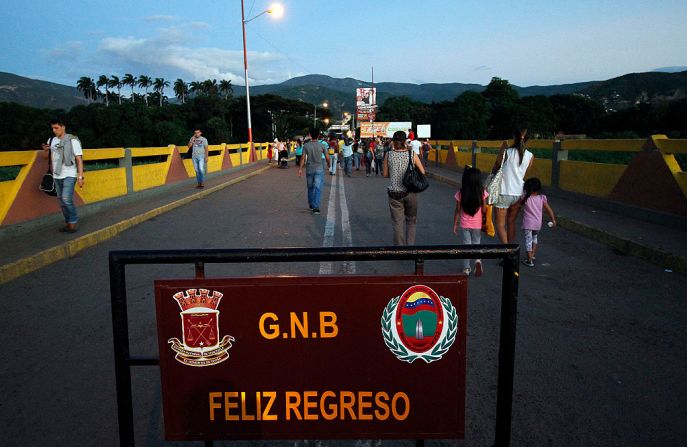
{"left": 494, "top": 194, "right": 521, "bottom": 209}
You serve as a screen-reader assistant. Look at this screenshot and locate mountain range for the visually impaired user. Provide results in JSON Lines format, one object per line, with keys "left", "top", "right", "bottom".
{"left": 1, "top": 69, "right": 686, "bottom": 115}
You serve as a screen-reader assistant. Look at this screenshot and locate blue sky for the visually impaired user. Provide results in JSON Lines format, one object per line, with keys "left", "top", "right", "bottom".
{"left": 2, "top": 0, "right": 686, "bottom": 88}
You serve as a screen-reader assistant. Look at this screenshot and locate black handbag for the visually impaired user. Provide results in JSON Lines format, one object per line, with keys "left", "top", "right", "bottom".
{"left": 402, "top": 149, "right": 429, "bottom": 193}
{"left": 39, "top": 137, "right": 57, "bottom": 196}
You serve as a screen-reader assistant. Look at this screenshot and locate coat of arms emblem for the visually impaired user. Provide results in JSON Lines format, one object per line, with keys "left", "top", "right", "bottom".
{"left": 381, "top": 285, "right": 458, "bottom": 363}
{"left": 168, "top": 289, "right": 235, "bottom": 367}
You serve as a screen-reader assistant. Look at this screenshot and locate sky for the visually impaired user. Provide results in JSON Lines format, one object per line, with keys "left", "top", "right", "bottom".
{"left": 2, "top": 0, "right": 686, "bottom": 88}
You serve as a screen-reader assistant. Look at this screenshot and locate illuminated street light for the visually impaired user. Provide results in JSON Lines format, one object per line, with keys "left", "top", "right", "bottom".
{"left": 313, "top": 101, "right": 328, "bottom": 127}
{"left": 241, "top": 1, "right": 284, "bottom": 152}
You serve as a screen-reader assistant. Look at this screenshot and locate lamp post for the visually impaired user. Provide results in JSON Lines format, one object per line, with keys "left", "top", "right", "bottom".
{"left": 241, "top": 1, "right": 283, "bottom": 152}
{"left": 314, "top": 101, "right": 328, "bottom": 128}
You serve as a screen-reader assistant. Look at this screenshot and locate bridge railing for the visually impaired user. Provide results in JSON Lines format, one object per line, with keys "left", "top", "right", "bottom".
{"left": 428, "top": 136, "right": 687, "bottom": 217}
{"left": 0, "top": 142, "right": 269, "bottom": 226}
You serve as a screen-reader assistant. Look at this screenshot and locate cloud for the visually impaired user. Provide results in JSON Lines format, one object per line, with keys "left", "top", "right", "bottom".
{"left": 190, "top": 22, "right": 210, "bottom": 29}
{"left": 96, "top": 27, "right": 286, "bottom": 84}
{"left": 46, "top": 41, "right": 84, "bottom": 61}
{"left": 474, "top": 65, "right": 491, "bottom": 71}
{"left": 145, "top": 15, "right": 178, "bottom": 22}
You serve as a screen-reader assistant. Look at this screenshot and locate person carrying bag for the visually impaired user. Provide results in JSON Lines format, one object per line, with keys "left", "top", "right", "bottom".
{"left": 39, "top": 137, "right": 57, "bottom": 196}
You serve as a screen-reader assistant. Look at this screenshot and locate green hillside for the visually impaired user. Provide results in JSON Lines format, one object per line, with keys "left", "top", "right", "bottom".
{"left": 0, "top": 72, "right": 88, "bottom": 110}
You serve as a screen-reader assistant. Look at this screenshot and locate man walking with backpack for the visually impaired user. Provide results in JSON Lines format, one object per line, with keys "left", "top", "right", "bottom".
{"left": 41, "top": 118, "right": 84, "bottom": 233}
{"left": 188, "top": 127, "right": 209, "bottom": 188}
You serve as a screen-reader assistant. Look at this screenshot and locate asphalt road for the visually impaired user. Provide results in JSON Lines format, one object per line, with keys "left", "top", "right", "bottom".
{"left": 1, "top": 162, "right": 686, "bottom": 446}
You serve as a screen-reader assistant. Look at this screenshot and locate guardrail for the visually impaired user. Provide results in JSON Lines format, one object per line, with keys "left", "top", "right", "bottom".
{"left": 427, "top": 135, "right": 687, "bottom": 217}
{"left": 0, "top": 142, "right": 271, "bottom": 226}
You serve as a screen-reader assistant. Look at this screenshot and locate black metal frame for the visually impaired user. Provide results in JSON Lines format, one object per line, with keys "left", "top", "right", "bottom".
{"left": 109, "top": 244, "right": 520, "bottom": 447}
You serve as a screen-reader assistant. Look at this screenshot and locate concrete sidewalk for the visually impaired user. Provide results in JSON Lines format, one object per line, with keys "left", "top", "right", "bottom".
{"left": 0, "top": 161, "right": 273, "bottom": 284}
{"left": 428, "top": 165, "right": 687, "bottom": 275}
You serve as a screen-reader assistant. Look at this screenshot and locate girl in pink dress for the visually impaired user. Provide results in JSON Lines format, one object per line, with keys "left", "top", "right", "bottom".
{"left": 521, "top": 178, "right": 557, "bottom": 267}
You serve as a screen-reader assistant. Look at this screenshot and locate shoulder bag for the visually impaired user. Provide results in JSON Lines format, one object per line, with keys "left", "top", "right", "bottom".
{"left": 485, "top": 149, "right": 508, "bottom": 205}
{"left": 402, "top": 150, "right": 429, "bottom": 193}
{"left": 39, "top": 137, "right": 57, "bottom": 196}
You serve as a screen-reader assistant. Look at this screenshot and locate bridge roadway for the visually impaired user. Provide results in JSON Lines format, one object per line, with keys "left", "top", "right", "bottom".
{"left": 1, "top": 161, "right": 686, "bottom": 446}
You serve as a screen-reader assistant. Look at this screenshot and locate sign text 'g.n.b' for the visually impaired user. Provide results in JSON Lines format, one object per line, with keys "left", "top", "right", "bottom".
{"left": 154, "top": 275, "right": 467, "bottom": 441}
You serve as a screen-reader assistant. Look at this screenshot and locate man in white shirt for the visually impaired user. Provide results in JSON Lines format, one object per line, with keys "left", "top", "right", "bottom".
{"left": 410, "top": 139, "right": 422, "bottom": 157}
{"left": 41, "top": 118, "right": 84, "bottom": 233}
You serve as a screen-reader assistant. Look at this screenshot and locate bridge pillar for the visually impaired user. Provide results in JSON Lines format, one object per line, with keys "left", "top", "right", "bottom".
{"left": 551, "top": 140, "right": 568, "bottom": 189}
{"left": 119, "top": 148, "right": 134, "bottom": 194}
{"left": 471, "top": 140, "right": 480, "bottom": 169}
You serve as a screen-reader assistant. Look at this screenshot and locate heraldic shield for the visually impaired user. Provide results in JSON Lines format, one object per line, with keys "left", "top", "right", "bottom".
{"left": 168, "top": 289, "right": 234, "bottom": 367}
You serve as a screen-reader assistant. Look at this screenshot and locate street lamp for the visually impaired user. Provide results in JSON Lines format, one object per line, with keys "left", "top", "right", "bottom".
{"left": 314, "top": 101, "right": 328, "bottom": 127}
{"left": 241, "top": 1, "right": 283, "bottom": 152}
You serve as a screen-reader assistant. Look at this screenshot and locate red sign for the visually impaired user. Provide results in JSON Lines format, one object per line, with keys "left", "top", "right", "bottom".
{"left": 154, "top": 275, "right": 467, "bottom": 441}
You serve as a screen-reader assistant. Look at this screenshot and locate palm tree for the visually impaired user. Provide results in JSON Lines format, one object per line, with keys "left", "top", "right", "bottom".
{"left": 153, "top": 77, "right": 170, "bottom": 107}
{"left": 189, "top": 81, "right": 202, "bottom": 98}
{"left": 173, "top": 78, "right": 188, "bottom": 104}
{"left": 109, "top": 75, "right": 123, "bottom": 104}
{"left": 219, "top": 80, "right": 233, "bottom": 101}
{"left": 122, "top": 74, "right": 137, "bottom": 101}
{"left": 202, "top": 79, "right": 218, "bottom": 97}
{"left": 76, "top": 77, "right": 97, "bottom": 103}
{"left": 138, "top": 75, "right": 152, "bottom": 106}
{"left": 97, "top": 75, "right": 110, "bottom": 106}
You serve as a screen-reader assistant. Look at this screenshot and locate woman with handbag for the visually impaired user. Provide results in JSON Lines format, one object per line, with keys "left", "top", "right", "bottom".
{"left": 383, "top": 130, "right": 426, "bottom": 245}
{"left": 491, "top": 129, "right": 534, "bottom": 243}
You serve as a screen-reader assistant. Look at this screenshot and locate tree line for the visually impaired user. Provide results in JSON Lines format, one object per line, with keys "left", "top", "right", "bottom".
{"left": 377, "top": 77, "right": 687, "bottom": 140}
{"left": 1, "top": 76, "right": 685, "bottom": 152}
{"left": 76, "top": 75, "right": 234, "bottom": 107}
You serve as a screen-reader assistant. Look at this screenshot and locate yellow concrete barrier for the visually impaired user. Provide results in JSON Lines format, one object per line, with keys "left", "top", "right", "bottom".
{"left": 655, "top": 139, "right": 687, "bottom": 154}
{"left": 561, "top": 139, "right": 644, "bottom": 152}
{"left": 0, "top": 151, "right": 37, "bottom": 223}
{"left": 559, "top": 160, "right": 627, "bottom": 197}
{"left": 78, "top": 167, "right": 128, "bottom": 203}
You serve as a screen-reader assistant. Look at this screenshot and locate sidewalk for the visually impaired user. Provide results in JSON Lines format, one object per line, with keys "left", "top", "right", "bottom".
{"left": 0, "top": 162, "right": 272, "bottom": 284}
{"left": 428, "top": 165, "right": 687, "bottom": 275}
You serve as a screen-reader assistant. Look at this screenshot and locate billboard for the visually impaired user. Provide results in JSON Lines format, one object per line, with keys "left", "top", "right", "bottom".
{"left": 360, "top": 122, "right": 413, "bottom": 138}
{"left": 356, "top": 88, "right": 376, "bottom": 122}
{"left": 154, "top": 275, "right": 467, "bottom": 441}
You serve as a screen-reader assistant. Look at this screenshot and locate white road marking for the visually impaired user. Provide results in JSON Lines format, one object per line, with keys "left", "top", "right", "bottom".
{"left": 318, "top": 175, "right": 337, "bottom": 274}
{"left": 338, "top": 172, "right": 356, "bottom": 273}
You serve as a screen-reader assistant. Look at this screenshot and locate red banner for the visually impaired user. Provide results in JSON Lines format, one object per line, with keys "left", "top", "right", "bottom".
{"left": 155, "top": 275, "right": 467, "bottom": 441}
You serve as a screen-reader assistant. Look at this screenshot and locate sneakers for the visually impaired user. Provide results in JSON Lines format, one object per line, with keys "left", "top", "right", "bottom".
{"left": 312, "top": 208, "right": 321, "bottom": 214}
{"left": 474, "top": 260, "right": 483, "bottom": 277}
{"left": 522, "top": 259, "right": 535, "bottom": 268}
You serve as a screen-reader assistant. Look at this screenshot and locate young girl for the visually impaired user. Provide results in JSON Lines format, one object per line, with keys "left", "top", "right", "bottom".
{"left": 453, "top": 167, "right": 488, "bottom": 276}
{"left": 521, "top": 177, "right": 557, "bottom": 267}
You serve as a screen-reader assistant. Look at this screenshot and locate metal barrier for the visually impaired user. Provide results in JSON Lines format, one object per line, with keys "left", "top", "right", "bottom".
{"left": 109, "top": 244, "right": 520, "bottom": 446}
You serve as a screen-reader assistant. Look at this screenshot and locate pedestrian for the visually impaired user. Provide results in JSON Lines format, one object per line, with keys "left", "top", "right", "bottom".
{"left": 364, "top": 142, "right": 373, "bottom": 177}
{"left": 342, "top": 137, "right": 354, "bottom": 177}
{"left": 421, "top": 139, "right": 431, "bottom": 167}
{"left": 408, "top": 128, "right": 415, "bottom": 141}
{"left": 298, "top": 128, "right": 330, "bottom": 214}
{"left": 267, "top": 142, "right": 274, "bottom": 165}
{"left": 520, "top": 177, "right": 556, "bottom": 267}
{"left": 453, "top": 167, "right": 488, "bottom": 276}
{"left": 41, "top": 118, "right": 84, "bottom": 233}
{"left": 383, "top": 130, "right": 426, "bottom": 245}
{"left": 272, "top": 139, "right": 281, "bottom": 165}
{"left": 188, "top": 127, "right": 209, "bottom": 188}
{"left": 374, "top": 137, "right": 385, "bottom": 175}
{"left": 493, "top": 128, "right": 534, "bottom": 243}
{"left": 294, "top": 138, "right": 303, "bottom": 166}
{"left": 354, "top": 139, "right": 363, "bottom": 170}
{"left": 328, "top": 137, "right": 338, "bottom": 175}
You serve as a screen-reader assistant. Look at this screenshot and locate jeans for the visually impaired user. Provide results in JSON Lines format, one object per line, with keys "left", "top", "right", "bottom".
{"left": 388, "top": 192, "right": 418, "bottom": 245}
{"left": 354, "top": 152, "right": 361, "bottom": 169}
{"left": 375, "top": 156, "right": 383, "bottom": 175}
{"left": 343, "top": 156, "right": 353, "bottom": 176}
{"left": 365, "top": 153, "right": 373, "bottom": 175}
{"left": 306, "top": 169, "right": 325, "bottom": 209}
{"left": 192, "top": 155, "right": 207, "bottom": 184}
{"left": 460, "top": 228, "right": 482, "bottom": 269}
{"left": 54, "top": 176, "right": 78, "bottom": 224}
{"left": 329, "top": 153, "right": 338, "bottom": 174}
{"left": 295, "top": 154, "right": 302, "bottom": 166}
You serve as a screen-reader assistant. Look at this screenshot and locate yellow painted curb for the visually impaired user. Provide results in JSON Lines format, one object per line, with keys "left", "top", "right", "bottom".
{"left": 0, "top": 165, "right": 271, "bottom": 284}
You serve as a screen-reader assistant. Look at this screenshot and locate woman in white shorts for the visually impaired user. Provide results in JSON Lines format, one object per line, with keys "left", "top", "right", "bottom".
{"left": 493, "top": 129, "right": 534, "bottom": 243}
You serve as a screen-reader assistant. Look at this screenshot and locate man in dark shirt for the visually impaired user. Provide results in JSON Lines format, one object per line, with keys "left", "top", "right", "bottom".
{"left": 298, "top": 128, "right": 330, "bottom": 214}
